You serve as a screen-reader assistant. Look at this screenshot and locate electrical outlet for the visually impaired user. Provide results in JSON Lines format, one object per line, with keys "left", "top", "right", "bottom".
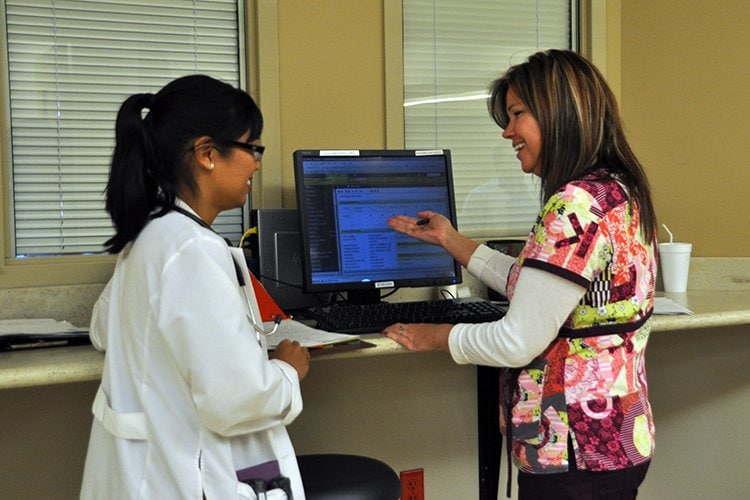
{"left": 400, "top": 468, "right": 424, "bottom": 500}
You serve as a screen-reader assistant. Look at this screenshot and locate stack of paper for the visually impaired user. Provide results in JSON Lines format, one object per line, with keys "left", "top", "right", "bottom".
{"left": 653, "top": 297, "right": 693, "bottom": 315}
{"left": 265, "top": 319, "right": 359, "bottom": 349}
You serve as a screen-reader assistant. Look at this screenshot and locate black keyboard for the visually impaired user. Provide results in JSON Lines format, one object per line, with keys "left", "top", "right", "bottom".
{"left": 307, "top": 297, "right": 506, "bottom": 334}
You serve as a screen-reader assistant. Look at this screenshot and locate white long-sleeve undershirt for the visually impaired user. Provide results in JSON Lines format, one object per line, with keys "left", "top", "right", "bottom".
{"left": 448, "top": 245, "right": 587, "bottom": 368}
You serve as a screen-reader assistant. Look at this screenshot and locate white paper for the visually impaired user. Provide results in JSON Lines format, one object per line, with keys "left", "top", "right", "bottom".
{"left": 265, "top": 319, "right": 358, "bottom": 349}
{"left": 653, "top": 297, "right": 693, "bottom": 315}
{"left": 0, "top": 318, "right": 87, "bottom": 336}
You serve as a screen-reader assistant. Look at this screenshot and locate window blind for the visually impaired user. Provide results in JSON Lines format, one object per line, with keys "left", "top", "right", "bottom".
{"left": 5, "top": 0, "right": 244, "bottom": 257}
{"left": 403, "top": 0, "right": 573, "bottom": 238}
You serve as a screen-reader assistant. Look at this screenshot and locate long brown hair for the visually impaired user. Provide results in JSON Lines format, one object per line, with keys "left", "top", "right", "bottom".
{"left": 488, "top": 50, "right": 657, "bottom": 243}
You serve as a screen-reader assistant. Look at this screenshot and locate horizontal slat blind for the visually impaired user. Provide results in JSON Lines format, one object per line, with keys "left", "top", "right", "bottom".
{"left": 5, "top": 0, "right": 243, "bottom": 257}
{"left": 403, "top": 0, "right": 572, "bottom": 238}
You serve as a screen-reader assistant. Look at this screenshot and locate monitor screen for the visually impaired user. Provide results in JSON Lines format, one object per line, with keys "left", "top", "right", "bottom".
{"left": 293, "top": 149, "right": 462, "bottom": 304}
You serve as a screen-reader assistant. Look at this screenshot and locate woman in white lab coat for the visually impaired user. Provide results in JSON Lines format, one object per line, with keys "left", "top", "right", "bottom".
{"left": 81, "top": 75, "right": 310, "bottom": 499}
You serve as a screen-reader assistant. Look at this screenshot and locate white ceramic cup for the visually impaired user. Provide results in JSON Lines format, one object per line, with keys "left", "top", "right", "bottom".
{"left": 658, "top": 242, "right": 692, "bottom": 293}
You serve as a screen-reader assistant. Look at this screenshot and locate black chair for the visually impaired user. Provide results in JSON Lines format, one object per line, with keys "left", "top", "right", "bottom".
{"left": 297, "top": 453, "right": 401, "bottom": 500}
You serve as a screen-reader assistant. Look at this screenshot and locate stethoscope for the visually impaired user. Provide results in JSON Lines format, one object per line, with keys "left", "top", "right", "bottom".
{"left": 241, "top": 285, "right": 283, "bottom": 336}
{"left": 171, "top": 205, "right": 283, "bottom": 336}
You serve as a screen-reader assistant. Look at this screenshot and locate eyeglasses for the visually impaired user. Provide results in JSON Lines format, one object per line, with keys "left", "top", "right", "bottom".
{"left": 226, "top": 141, "right": 265, "bottom": 161}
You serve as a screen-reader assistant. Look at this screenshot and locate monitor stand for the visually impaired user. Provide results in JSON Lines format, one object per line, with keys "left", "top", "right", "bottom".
{"left": 346, "top": 289, "right": 382, "bottom": 305}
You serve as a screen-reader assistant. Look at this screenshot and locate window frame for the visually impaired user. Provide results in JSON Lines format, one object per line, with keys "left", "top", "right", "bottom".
{"left": 0, "top": 0, "right": 613, "bottom": 289}
{"left": 384, "top": 0, "right": 616, "bottom": 240}
{"left": 0, "top": 0, "right": 263, "bottom": 288}
{"left": 403, "top": 0, "right": 577, "bottom": 239}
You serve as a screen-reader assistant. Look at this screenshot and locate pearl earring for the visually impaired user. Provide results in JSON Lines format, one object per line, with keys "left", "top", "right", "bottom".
{"left": 208, "top": 162, "right": 215, "bottom": 170}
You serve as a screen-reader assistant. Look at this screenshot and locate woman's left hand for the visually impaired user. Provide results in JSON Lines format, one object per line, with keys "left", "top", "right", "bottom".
{"left": 382, "top": 323, "right": 453, "bottom": 352}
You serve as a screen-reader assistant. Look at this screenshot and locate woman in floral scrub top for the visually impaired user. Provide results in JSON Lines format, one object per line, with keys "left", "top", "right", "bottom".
{"left": 384, "top": 50, "right": 658, "bottom": 499}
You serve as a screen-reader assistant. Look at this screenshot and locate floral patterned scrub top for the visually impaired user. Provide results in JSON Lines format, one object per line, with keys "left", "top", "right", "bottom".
{"left": 502, "top": 170, "right": 656, "bottom": 474}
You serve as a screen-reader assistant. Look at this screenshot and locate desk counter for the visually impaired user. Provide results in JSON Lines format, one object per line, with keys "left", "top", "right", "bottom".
{"left": 2, "top": 290, "right": 749, "bottom": 390}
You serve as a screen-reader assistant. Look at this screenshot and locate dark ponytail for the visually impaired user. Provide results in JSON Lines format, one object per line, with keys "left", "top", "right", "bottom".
{"left": 103, "top": 75, "right": 263, "bottom": 253}
{"left": 104, "top": 93, "right": 159, "bottom": 253}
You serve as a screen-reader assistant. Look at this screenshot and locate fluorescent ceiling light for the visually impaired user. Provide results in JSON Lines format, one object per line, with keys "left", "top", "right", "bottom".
{"left": 404, "top": 92, "right": 490, "bottom": 107}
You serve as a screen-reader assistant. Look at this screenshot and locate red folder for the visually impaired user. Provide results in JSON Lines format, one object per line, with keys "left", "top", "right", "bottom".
{"left": 248, "top": 272, "right": 289, "bottom": 321}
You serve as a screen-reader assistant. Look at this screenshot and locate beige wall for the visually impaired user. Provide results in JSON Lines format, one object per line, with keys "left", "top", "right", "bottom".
{"left": 3, "top": 0, "right": 745, "bottom": 288}
{"left": 3, "top": 2, "right": 750, "bottom": 499}
{"left": 276, "top": 0, "right": 389, "bottom": 206}
{"left": 620, "top": 1, "right": 748, "bottom": 257}
{"left": 268, "top": 0, "right": 750, "bottom": 257}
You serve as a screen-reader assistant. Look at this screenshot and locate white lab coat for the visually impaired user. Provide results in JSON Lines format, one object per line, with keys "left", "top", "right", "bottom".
{"left": 80, "top": 202, "right": 305, "bottom": 500}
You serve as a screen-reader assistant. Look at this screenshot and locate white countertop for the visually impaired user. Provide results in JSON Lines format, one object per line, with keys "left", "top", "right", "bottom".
{"left": 2, "top": 290, "right": 749, "bottom": 390}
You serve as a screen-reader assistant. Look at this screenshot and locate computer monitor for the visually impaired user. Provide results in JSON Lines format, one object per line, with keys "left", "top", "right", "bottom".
{"left": 293, "top": 149, "right": 462, "bottom": 304}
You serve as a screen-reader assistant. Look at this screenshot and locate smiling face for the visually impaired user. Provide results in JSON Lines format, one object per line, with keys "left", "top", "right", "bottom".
{"left": 212, "top": 131, "right": 262, "bottom": 212}
{"left": 184, "top": 131, "right": 263, "bottom": 224}
{"left": 501, "top": 87, "right": 542, "bottom": 176}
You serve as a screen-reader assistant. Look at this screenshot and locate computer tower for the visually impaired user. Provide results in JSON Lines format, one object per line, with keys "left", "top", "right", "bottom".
{"left": 249, "top": 208, "right": 328, "bottom": 311}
